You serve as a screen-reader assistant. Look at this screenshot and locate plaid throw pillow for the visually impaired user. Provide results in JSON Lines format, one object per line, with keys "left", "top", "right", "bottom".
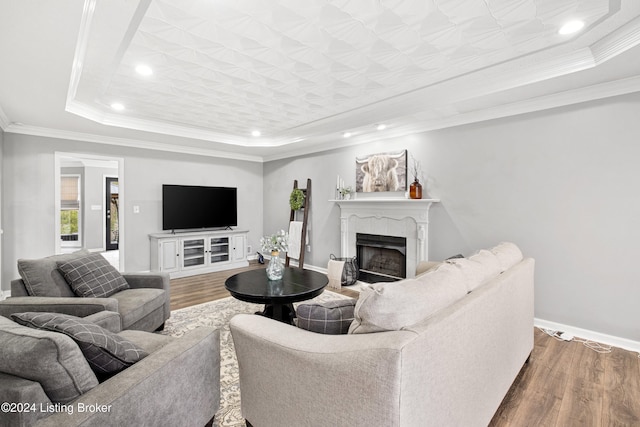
{"left": 12, "top": 312, "right": 148, "bottom": 380}
{"left": 57, "top": 253, "right": 129, "bottom": 298}
{"left": 296, "top": 298, "right": 357, "bottom": 334}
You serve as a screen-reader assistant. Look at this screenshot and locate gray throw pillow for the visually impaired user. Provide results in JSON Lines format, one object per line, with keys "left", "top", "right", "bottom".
{"left": 17, "top": 249, "right": 90, "bottom": 297}
{"left": 0, "top": 315, "right": 98, "bottom": 403}
{"left": 57, "top": 252, "right": 129, "bottom": 298}
{"left": 12, "top": 312, "right": 148, "bottom": 379}
{"left": 296, "top": 298, "right": 357, "bottom": 334}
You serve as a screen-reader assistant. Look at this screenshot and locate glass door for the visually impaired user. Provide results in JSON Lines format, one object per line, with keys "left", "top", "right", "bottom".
{"left": 105, "top": 177, "right": 119, "bottom": 251}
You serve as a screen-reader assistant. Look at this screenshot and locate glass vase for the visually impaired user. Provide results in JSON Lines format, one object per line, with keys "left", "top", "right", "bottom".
{"left": 266, "top": 251, "right": 284, "bottom": 280}
{"left": 409, "top": 179, "right": 423, "bottom": 199}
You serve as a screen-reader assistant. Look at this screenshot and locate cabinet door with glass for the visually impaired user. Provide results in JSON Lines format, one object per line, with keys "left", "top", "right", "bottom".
{"left": 208, "top": 237, "right": 230, "bottom": 264}
{"left": 181, "top": 238, "right": 206, "bottom": 269}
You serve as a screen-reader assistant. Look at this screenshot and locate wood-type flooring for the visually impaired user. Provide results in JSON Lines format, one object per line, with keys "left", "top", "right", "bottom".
{"left": 170, "top": 263, "right": 640, "bottom": 426}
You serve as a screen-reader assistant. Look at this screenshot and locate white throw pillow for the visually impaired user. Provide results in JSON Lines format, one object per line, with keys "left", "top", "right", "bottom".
{"left": 349, "top": 263, "right": 467, "bottom": 334}
{"left": 490, "top": 242, "right": 524, "bottom": 272}
{"left": 446, "top": 249, "right": 501, "bottom": 292}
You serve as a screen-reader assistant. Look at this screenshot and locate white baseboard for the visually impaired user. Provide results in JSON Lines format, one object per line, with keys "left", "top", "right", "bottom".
{"left": 535, "top": 318, "right": 640, "bottom": 354}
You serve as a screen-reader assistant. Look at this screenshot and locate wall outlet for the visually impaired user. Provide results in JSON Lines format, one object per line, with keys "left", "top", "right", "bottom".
{"left": 133, "top": 205, "right": 140, "bottom": 214}
{"left": 247, "top": 245, "right": 252, "bottom": 254}
{"left": 306, "top": 245, "right": 311, "bottom": 252}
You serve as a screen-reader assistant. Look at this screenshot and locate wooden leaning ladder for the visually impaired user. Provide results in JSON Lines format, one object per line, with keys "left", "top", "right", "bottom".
{"left": 285, "top": 178, "right": 311, "bottom": 269}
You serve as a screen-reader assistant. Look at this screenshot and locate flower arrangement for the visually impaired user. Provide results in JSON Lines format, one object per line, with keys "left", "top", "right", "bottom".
{"left": 338, "top": 185, "right": 354, "bottom": 198}
{"left": 410, "top": 154, "right": 424, "bottom": 182}
{"left": 260, "top": 230, "right": 290, "bottom": 254}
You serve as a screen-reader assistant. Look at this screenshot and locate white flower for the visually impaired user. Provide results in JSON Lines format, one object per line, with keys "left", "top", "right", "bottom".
{"left": 260, "top": 230, "right": 290, "bottom": 253}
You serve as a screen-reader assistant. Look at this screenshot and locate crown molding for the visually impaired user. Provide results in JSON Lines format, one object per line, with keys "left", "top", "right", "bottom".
{"left": 262, "top": 74, "right": 640, "bottom": 162}
{"left": 3, "top": 124, "right": 264, "bottom": 163}
{"left": 6, "top": 74, "right": 640, "bottom": 165}
{"left": 66, "top": 0, "right": 96, "bottom": 104}
{"left": 591, "top": 14, "right": 640, "bottom": 63}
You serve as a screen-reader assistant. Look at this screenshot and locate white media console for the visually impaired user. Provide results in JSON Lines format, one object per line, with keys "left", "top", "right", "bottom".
{"left": 149, "top": 229, "right": 249, "bottom": 278}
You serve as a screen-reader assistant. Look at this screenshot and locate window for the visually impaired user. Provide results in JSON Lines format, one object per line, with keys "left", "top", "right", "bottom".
{"left": 61, "top": 175, "right": 81, "bottom": 246}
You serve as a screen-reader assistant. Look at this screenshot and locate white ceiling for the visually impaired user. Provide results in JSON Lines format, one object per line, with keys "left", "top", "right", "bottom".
{"left": 1, "top": 0, "right": 640, "bottom": 162}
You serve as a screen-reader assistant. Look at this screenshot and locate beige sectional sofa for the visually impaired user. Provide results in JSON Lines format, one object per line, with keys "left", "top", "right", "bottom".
{"left": 230, "top": 242, "right": 534, "bottom": 427}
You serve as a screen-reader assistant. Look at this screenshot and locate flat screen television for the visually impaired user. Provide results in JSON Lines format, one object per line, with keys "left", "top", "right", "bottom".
{"left": 162, "top": 184, "right": 237, "bottom": 231}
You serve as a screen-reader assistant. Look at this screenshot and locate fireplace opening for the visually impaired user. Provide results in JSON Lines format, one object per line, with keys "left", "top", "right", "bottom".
{"left": 356, "top": 233, "right": 407, "bottom": 283}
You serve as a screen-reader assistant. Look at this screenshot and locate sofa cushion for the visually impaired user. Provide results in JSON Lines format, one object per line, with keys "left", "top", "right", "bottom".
{"left": 0, "top": 315, "right": 98, "bottom": 403}
{"left": 57, "top": 253, "right": 129, "bottom": 298}
{"left": 349, "top": 263, "right": 467, "bottom": 334}
{"left": 296, "top": 298, "right": 357, "bottom": 334}
{"left": 110, "top": 288, "right": 167, "bottom": 330}
{"left": 490, "top": 242, "right": 524, "bottom": 272}
{"left": 11, "top": 312, "right": 148, "bottom": 379}
{"left": 445, "top": 249, "right": 501, "bottom": 293}
{"left": 17, "top": 250, "right": 89, "bottom": 297}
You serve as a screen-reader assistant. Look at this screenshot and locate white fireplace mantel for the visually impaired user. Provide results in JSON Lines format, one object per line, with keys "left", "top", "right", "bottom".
{"left": 332, "top": 197, "right": 440, "bottom": 278}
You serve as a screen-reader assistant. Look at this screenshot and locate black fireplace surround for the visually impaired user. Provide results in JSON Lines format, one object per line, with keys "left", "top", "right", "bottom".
{"left": 356, "top": 233, "right": 407, "bottom": 283}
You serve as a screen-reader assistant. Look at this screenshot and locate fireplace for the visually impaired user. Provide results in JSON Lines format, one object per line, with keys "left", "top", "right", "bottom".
{"left": 356, "top": 233, "right": 407, "bottom": 283}
{"left": 334, "top": 198, "right": 439, "bottom": 280}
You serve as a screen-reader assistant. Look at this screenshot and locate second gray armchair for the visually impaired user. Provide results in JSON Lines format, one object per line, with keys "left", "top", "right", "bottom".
{"left": 0, "top": 251, "right": 170, "bottom": 332}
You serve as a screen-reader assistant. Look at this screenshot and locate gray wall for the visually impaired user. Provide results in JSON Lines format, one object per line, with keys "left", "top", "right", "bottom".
{"left": 0, "top": 129, "right": 3, "bottom": 294}
{"left": 263, "top": 92, "right": 640, "bottom": 342}
{"left": 1, "top": 134, "right": 263, "bottom": 288}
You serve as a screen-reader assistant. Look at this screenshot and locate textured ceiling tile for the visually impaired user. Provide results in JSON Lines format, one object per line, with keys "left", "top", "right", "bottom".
{"left": 76, "top": 0, "right": 617, "bottom": 138}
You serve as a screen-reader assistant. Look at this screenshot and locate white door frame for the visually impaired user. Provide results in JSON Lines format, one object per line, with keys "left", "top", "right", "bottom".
{"left": 54, "top": 152, "right": 125, "bottom": 271}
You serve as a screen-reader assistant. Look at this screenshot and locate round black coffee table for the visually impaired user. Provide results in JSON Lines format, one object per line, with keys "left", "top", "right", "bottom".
{"left": 225, "top": 267, "right": 328, "bottom": 324}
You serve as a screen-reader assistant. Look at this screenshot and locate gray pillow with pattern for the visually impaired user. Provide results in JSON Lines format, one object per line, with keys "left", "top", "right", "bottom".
{"left": 57, "top": 252, "right": 129, "bottom": 298}
{"left": 12, "top": 312, "right": 148, "bottom": 379}
{"left": 0, "top": 315, "right": 98, "bottom": 403}
{"left": 296, "top": 298, "right": 357, "bottom": 334}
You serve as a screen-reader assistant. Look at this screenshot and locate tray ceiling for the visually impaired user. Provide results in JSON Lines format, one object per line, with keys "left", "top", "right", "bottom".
{"left": 2, "top": 0, "right": 640, "bottom": 161}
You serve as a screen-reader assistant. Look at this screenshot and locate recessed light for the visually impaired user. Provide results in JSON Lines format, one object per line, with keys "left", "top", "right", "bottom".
{"left": 559, "top": 20, "right": 584, "bottom": 35}
{"left": 343, "top": 132, "right": 352, "bottom": 138}
{"left": 110, "top": 102, "right": 125, "bottom": 111}
{"left": 376, "top": 124, "right": 387, "bottom": 131}
{"left": 251, "top": 130, "right": 261, "bottom": 137}
{"left": 135, "top": 64, "right": 153, "bottom": 76}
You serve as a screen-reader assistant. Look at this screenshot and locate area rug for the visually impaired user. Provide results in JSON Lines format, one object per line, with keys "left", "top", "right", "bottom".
{"left": 159, "top": 291, "right": 353, "bottom": 427}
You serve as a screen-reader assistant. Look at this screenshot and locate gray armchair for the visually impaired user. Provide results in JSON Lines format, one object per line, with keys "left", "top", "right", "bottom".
{"left": 0, "top": 252, "right": 170, "bottom": 332}
{"left": 0, "top": 312, "right": 219, "bottom": 427}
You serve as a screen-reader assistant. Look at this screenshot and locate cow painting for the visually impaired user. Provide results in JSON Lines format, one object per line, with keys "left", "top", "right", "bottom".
{"left": 356, "top": 150, "right": 407, "bottom": 193}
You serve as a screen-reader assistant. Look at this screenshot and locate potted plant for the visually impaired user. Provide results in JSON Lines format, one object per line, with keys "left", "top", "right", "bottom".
{"left": 260, "top": 230, "right": 290, "bottom": 280}
{"left": 409, "top": 155, "right": 424, "bottom": 199}
{"left": 338, "top": 186, "right": 354, "bottom": 200}
{"left": 289, "top": 189, "right": 305, "bottom": 210}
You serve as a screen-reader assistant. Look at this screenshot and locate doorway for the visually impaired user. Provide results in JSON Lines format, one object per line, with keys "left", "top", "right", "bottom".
{"left": 105, "top": 177, "right": 119, "bottom": 251}
{"left": 54, "top": 153, "right": 125, "bottom": 271}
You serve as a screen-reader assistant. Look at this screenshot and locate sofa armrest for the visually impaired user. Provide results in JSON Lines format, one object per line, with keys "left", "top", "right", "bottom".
{"left": 84, "top": 311, "right": 122, "bottom": 333}
{"left": 0, "top": 372, "right": 51, "bottom": 426}
{"left": 229, "top": 314, "right": 416, "bottom": 427}
{"left": 35, "top": 327, "right": 220, "bottom": 427}
{"left": 123, "top": 272, "right": 169, "bottom": 292}
{"left": 0, "top": 297, "right": 118, "bottom": 318}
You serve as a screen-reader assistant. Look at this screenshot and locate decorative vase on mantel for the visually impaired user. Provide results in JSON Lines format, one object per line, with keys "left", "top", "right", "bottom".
{"left": 266, "top": 251, "right": 284, "bottom": 280}
{"left": 409, "top": 178, "right": 423, "bottom": 199}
